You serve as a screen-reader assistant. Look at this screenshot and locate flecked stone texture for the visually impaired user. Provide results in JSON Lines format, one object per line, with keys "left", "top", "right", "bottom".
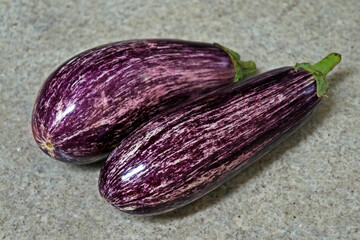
{"left": 0, "top": 0, "right": 359, "bottom": 239}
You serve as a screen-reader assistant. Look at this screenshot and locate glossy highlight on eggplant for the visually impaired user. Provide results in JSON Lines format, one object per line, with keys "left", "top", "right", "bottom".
{"left": 99, "top": 53, "right": 341, "bottom": 215}
{"left": 32, "top": 39, "right": 256, "bottom": 164}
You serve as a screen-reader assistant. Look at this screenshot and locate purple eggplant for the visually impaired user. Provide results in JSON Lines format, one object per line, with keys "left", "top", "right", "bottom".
{"left": 99, "top": 53, "right": 341, "bottom": 215}
{"left": 32, "top": 39, "right": 256, "bottom": 164}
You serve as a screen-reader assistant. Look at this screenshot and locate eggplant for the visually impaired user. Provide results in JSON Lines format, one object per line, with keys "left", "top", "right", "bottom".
{"left": 99, "top": 53, "right": 341, "bottom": 215}
{"left": 32, "top": 39, "right": 256, "bottom": 164}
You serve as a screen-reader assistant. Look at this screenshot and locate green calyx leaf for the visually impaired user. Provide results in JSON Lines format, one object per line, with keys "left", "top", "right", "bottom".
{"left": 214, "top": 43, "right": 256, "bottom": 82}
{"left": 294, "top": 53, "right": 341, "bottom": 98}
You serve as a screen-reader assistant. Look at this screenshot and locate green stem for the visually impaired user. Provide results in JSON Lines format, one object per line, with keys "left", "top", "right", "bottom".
{"left": 294, "top": 53, "right": 341, "bottom": 98}
{"left": 313, "top": 53, "right": 342, "bottom": 76}
{"left": 214, "top": 43, "right": 256, "bottom": 82}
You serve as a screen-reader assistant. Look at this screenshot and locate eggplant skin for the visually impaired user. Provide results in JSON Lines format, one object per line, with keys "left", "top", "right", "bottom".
{"left": 99, "top": 67, "right": 321, "bottom": 215}
{"left": 32, "top": 39, "right": 240, "bottom": 164}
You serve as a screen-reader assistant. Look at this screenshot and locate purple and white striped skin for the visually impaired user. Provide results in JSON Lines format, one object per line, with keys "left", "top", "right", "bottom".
{"left": 32, "top": 39, "right": 256, "bottom": 164}
{"left": 99, "top": 54, "right": 341, "bottom": 215}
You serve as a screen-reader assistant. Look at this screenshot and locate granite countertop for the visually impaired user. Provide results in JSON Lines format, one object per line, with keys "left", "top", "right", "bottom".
{"left": 1, "top": 0, "right": 359, "bottom": 239}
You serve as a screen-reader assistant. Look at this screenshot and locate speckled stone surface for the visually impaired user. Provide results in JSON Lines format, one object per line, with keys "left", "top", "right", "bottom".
{"left": 0, "top": 0, "right": 359, "bottom": 239}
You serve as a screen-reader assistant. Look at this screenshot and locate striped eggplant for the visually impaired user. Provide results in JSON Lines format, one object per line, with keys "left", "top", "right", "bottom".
{"left": 32, "top": 39, "right": 256, "bottom": 164}
{"left": 99, "top": 53, "right": 341, "bottom": 215}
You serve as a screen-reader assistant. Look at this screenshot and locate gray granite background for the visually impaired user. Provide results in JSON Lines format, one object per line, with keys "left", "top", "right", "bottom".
{"left": 1, "top": 0, "right": 359, "bottom": 239}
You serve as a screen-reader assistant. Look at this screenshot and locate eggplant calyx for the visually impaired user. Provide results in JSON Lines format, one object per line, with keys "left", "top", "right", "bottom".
{"left": 214, "top": 43, "right": 256, "bottom": 82}
{"left": 294, "top": 53, "right": 341, "bottom": 98}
